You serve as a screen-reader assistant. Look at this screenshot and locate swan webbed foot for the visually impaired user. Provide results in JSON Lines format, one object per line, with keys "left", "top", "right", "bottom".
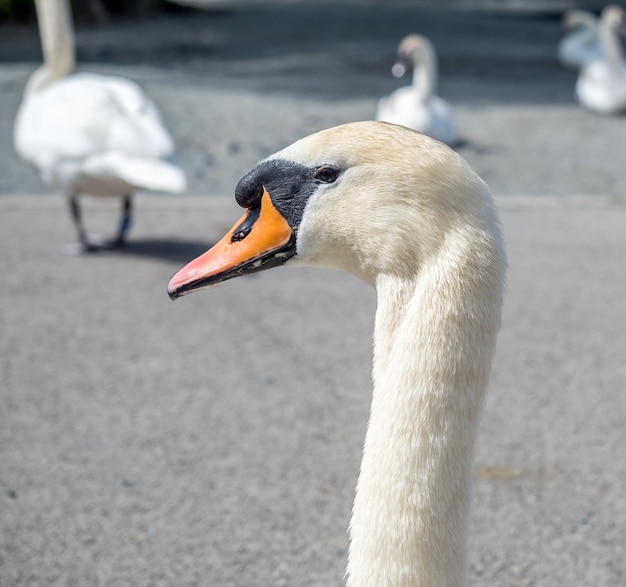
{"left": 66, "top": 194, "right": 132, "bottom": 254}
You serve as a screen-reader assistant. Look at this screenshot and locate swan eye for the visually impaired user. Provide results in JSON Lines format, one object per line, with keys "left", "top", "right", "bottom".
{"left": 315, "top": 166, "right": 339, "bottom": 184}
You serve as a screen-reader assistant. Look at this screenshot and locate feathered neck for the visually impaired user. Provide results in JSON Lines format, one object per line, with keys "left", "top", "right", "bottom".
{"left": 26, "top": 0, "right": 75, "bottom": 95}
{"left": 599, "top": 10, "right": 625, "bottom": 77}
{"left": 411, "top": 43, "right": 437, "bottom": 101}
{"left": 346, "top": 217, "right": 506, "bottom": 587}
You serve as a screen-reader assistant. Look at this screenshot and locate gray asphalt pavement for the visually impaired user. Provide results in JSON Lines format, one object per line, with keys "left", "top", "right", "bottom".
{"left": 1, "top": 5, "right": 625, "bottom": 587}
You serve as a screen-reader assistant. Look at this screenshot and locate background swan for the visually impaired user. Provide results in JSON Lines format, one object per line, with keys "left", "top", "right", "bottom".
{"left": 168, "top": 121, "right": 506, "bottom": 587}
{"left": 13, "top": 0, "right": 187, "bottom": 252}
{"left": 558, "top": 9, "right": 602, "bottom": 68}
{"left": 576, "top": 5, "right": 626, "bottom": 114}
{"left": 376, "top": 34, "right": 460, "bottom": 146}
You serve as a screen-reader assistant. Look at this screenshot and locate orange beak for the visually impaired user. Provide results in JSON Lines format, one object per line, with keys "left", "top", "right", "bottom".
{"left": 168, "top": 190, "right": 295, "bottom": 300}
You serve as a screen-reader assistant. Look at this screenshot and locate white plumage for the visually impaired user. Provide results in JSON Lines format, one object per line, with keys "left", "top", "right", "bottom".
{"left": 376, "top": 34, "right": 460, "bottom": 146}
{"left": 14, "top": 0, "right": 186, "bottom": 251}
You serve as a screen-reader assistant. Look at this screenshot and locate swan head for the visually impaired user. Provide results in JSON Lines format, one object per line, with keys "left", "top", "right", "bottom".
{"left": 601, "top": 4, "right": 626, "bottom": 33}
{"left": 391, "top": 34, "right": 435, "bottom": 78}
{"left": 168, "top": 121, "right": 500, "bottom": 299}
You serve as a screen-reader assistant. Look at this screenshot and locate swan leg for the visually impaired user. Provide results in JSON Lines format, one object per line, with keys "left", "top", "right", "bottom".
{"left": 67, "top": 194, "right": 129, "bottom": 254}
{"left": 112, "top": 194, "right": 132, "bottom": 248}
{"left": 68, "top": 195, "right": 100, "bottom": 253}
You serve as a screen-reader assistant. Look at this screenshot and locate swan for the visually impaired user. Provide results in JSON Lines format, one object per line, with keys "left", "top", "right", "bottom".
{"left": 576, "top": 5, "right": 626, "bottom": 114}
{"left": 13, "top": 0, "right": 187, "bottom": 252}
{"left": 168, "top": 121, "right": 507, "bottom": 587}
{"left": 558, "top": 9, "right": 602, "bottom": 68}
{"left": 376, "top": 34, "right": 460, "bottom": 147}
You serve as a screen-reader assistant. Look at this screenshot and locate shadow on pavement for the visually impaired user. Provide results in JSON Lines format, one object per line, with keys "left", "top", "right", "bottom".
{"left": 103, "top": 238, "right": 212, "bottom": 264}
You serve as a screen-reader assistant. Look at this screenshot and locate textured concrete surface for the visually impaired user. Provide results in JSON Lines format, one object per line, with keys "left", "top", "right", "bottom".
{"left": 1, "top": 5, "right": 625, "bottom": 587}
{"left": 1, "top": 194, "right": 625, "bottom": 587}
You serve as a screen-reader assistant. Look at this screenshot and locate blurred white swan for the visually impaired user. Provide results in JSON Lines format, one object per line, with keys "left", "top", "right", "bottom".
{"left": 576, "top": 5, "right": 626, "bottom": 114}
{"left": 14, "top": 0, "right": 187, "bottom": 252}
{"left": 558, "top": 9, "right": 602, "bottom": 68}
{"left": 376, "top": 34, "right": 459, "bottom": 146}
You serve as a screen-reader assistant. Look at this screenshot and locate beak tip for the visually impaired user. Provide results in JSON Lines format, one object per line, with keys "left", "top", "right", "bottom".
{"left": 168, "top": 274, "right": 186, "bottom": 301}
{"left": 166, "top": 190, "right": 294, "bottom": 299}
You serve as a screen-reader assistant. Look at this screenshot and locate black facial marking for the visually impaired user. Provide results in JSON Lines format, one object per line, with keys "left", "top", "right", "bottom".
{"left": 235, "top": 177, "right": 264, "bottom": 209}
{"left": 235, "top": 159, "right": 336, "bottom": 232}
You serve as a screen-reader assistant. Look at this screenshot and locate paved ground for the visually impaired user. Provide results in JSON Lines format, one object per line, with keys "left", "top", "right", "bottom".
{"left": 1, "top": 4, "right": 625, "bottom": 587}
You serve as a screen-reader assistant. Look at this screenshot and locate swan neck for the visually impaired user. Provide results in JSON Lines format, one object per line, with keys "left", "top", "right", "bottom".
{"left": 29, "top": 0, "right": 75, "bottom": 93}
{"left": 411, "top": 45, "right": 437, "bottom": 99}
{"left": 347, "top": 232, "right": 504, "bottom": 587}
{"left": 599, "top": 14, "right": 625, "bottom": 75}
